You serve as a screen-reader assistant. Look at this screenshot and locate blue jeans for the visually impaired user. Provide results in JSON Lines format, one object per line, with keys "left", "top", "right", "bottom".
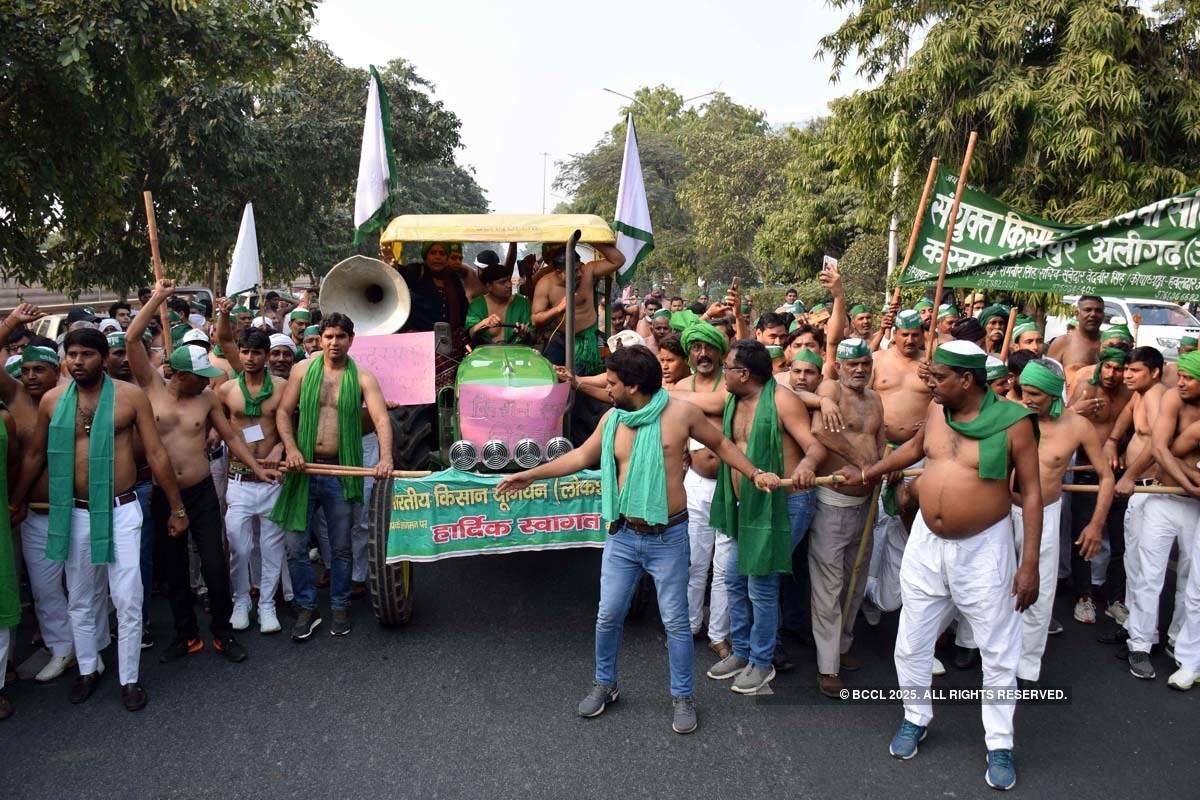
{"left": 594, "top": 520, "right": 693, "bottom": 698}
{"left": 285, "top": 476, "right": 356, "bottom": 611}
{"left": 780, "top": 489, "right": 817, "bottom": 633}
{"left": 726, "top": 519, "right": 794, "bottom": 669}
{"left": 133, "top": 479, "right": 156, "bottom": 624}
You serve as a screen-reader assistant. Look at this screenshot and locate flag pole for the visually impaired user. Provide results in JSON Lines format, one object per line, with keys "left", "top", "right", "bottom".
{"left": 881, "top": 157, "right": 939, "bottom": 339}
{"left": 142, "top": 191, "right": 173, "bottom": 346}
{"left": 926, "top": 132, "right": 978, "bottom": 361}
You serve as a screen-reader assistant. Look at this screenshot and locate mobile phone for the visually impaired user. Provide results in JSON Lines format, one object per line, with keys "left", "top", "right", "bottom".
{"left": 822, "top": 255, "right": 839, "bottom": 273}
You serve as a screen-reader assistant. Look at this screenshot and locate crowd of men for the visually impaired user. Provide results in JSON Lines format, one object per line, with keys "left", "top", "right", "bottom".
{"left": 4, "top": 245, "right": 1200, "bottom": 793}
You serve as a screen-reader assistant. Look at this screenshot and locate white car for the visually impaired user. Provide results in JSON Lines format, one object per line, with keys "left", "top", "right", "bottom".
{"left": 1046, "top": 296, "right": 1200, "bottom": 361}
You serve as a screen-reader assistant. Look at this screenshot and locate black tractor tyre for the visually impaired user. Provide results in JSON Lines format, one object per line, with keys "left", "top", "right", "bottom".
{"left": 389, "top": 404, "right": 437, "bottom": 471}
{"left": 366, "top": 477, "right": 414, "bottom": 626}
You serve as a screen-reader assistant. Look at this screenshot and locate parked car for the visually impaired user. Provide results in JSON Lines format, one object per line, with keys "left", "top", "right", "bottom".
{"left": 1046, "top": 296, "right": 1200, "bottom": 361}
{"left": 31, "top": 313, "right": 68, "bottom": 341}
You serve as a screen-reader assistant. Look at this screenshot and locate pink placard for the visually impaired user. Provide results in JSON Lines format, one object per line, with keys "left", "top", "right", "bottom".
{"left": 457, "top": 381, "right": 570, "bottom": 449}
{"left": 348, "top": 332, "right": 435, "bottom": 406}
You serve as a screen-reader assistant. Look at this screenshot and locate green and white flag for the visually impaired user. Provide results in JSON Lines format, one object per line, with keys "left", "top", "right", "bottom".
{"left": 353, "top": 65, "right": 398, "bottom": 245}
{"left": 612, "top": 114, "right": 654, "bottom": 286}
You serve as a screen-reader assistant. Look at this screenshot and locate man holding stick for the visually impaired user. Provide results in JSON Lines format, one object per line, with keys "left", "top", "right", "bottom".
{"left": 845, "top": 340, "right": 1040, "bottom": 791}
{"left": 271, "top": 312, "right": 393, "bottom": 641}
{"left": 497, "top": 344, "right": 780, "bottom": 734}
{"left": 10, "top": 329, "right": 188, "bottom": 710}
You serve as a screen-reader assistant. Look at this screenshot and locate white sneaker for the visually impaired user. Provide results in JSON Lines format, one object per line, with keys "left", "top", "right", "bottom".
{"left": 308, "top": 547, "right": 320, "bottom": 562}
{"left": 35, "top": 651, "right": 76, "bottom": 683}
{"left": 932, "top": 657, "right": 947, "bottom": 677}
{"left": 259, "top": 606, "right": 281, "bottom": 634}
{"left": 1168, "top": 667, "right": 1198, "bottom": 691}
{"left": 1105, "top": 601, "right": 1130, "bottom": 624}
{"left": 1074, "top": 597, "right": 1096, "bottom": 624}
{"left": 230, "top": 601, "right": 251, "bottom": 631}
{"left": 862, "top": 600, "right": 882, "bottom": 627}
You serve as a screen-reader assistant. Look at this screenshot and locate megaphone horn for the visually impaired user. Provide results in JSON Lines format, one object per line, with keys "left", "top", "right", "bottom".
{"left": 320, "top": 255, "right": 411, "bottom": 336}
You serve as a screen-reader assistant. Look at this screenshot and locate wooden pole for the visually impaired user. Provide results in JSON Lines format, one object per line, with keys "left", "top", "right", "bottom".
{"left": 882, "top": 158, "right": 940, "bottom": 338}
{"left": 998, "top": 307, "right": 1019, "bottom": 361}
{"left": 142, "top": 191, "right": 173, "bottom": 346}
{"left": 842, "top": 444, "right": 893, "bottom": 620}
{"left": 926, "top": 132, "right": 978, "bottom": 362}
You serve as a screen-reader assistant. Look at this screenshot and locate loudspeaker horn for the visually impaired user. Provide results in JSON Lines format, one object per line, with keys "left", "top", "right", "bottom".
{"left": 320, "top": 255, "right": 411, "bottom": 336}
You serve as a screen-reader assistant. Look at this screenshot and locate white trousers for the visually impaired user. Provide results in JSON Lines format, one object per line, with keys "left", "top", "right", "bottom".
{"left": 351, "top": 432, "right": 379, "bottom": 583}
{"left": 22, "top": 512, "right": 81, "bottom": 657}
{"left": 1128, "top": 495, "right": 1199, "bottom": 653}
{"left": 1122, "top": 494, "right": 1148, "bottom": 633}
{"left": 66, "top": 503, "right": 143, "bottom": 684}
{"left": 684, "top": 469, "right": 721, "bottom": 636}
{"left": 225, "top": 478, "right": 286, "bottom": 612}
{"left": 0, "top": 627, "right": 8, "bottom": 690}
{"left": 708, "top": 533, "right": 736, "bottom": 643}
{"left": 895, "top": 510, "right": 1020, "bottom": 750}
{"left": 1172, "top": 512, "right": 1200, "bottom": 671}
{"left": 867, "top": 499, "right": 908, "bottom": 613}
{"left": 1012, "top": 499, "right": 1061, "bottom": 681}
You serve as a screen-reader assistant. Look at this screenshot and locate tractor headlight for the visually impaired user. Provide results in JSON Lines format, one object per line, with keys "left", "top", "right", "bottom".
{"left": 513, "top": 438, "right": 542, "bottom": 469}
{"left": 481, "top": 439, "right": 510, "bottom": 470}
{"left": 545, "top": 436, "right": 573, "bottom": 461}
{"left": 449, "top": 440, "right": 479, "bottom": 471}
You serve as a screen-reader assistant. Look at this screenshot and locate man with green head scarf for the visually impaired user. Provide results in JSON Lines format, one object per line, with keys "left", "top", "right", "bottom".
{"left": 849, "top": 340, "right": 1042, "bottom": 788}
{"left": 850, "top": 304, "right": 874, "bottom": 338}
{"left": 1013, "top": 358, "right": 1115, "bottom": 687}
{"left": 496, "top": 344, "right": 777, "bottom": 735}
{"left": 287, "top": 307, "right": 312, "bottom": 347}
{"left": 1010, "top": 320, "right": 1044, "bottom": 356}
{"left": 532, "top": 242, "right": 628, "bottom": 377}
{"left": 986, "top": 355, "right": 1011, "bottom": 397}
{"left": 1180, "top": 335, "right": 1199, "bottom": 356}
{"left": 978, "top": 304, "right": 1010, "bottom": 354}
{"left": 807, "top": 336, "right": 883, "bottom": 698}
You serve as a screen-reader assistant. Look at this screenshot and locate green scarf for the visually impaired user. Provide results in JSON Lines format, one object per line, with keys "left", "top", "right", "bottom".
{"left": 464, "top": 294, "right": 532, "bottom": 344}
{"left": 600, "top": 388, "right": 669, "bottom": 527}
{"left": 574, "top": 323, "right": 603, "bottom": 376}
{"left": 269, "top": 355, "right": 364, "bottom": 532}
{"left": 47, "top": 376, "right": 115, "bottom": 564}
{"left": 1018, "top": 361, "right": 1063, "bottom": 419}
{"left": 1089, "top": 347, "right": 1127, "bottom": 386}
{"left": 944, "top": 388, "right": 1037, "bottom": 480}
{"left": 709, "top": 378, "right": 791, "bottom": 576}
{"left": 237, "top": 370, "right": 274, "bottom": 418}
{"left": 0, "top": 417, "right": 17, "bottom": 627}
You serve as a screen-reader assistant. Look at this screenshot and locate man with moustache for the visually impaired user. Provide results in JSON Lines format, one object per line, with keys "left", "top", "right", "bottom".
{"left": 269, "top": 333, "right": 299, "bottom": 377}
{"left": 978, "top": 304, "right": 1010, "bottom": 355}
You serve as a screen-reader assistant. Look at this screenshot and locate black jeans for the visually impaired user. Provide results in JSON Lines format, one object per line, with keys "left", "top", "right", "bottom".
{"left": 152, "top": 477, "right": 233, "bottom": 641}
{"left": 1069, "top": 470, "right": 1128, "bottom": 603}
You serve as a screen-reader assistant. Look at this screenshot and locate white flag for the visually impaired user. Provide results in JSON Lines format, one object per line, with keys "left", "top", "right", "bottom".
{"left": 354, "top": 67, "right": 392, "bottom": 237}
{"left": 612, "top": 113, "right": 655, "bottom": 286}
{"left": 226, "top": 202, "right": 260, "bottom": 297}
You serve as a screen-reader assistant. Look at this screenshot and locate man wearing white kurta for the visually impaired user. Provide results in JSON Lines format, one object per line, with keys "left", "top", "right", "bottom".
{"left": 850, "top": 341, "right": 1042, "bottom": 792}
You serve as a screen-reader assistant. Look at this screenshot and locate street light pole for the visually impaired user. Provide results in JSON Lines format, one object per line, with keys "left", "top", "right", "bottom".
{"left": 540, "top": 152, "right": 549, "bottom": 214}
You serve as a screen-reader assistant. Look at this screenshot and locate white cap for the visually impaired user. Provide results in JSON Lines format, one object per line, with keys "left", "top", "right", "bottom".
{"left": 985, "top": 355, "right": 1006, "bottom": 370}
{"left": 97, "top": 318, "right": 122, "bottom": 334}
{"left": 607, "top": 329, "right": 645, "bottom": 352}
{"left": 251, "top": 316, "right": 274, "bottom": 330}
{"left": 181, "top": 328, "right": 210, "bottom": 346}
{"left": 269, "top": 333, "right": 296, "bottom": 352}
{"left": 938, "top": 339, "right": 987, "bottom": 357}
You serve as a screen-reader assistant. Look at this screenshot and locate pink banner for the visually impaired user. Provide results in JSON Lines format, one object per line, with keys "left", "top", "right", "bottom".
{"left": 348, "top": 332, "right": 435, "bottom": 406}
{"left": 457, "top": 381, "right": 570, "bottom": 449}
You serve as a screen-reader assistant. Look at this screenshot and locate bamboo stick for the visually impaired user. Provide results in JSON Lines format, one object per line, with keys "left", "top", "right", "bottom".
{"left": 926, "top": 132, "right": 978, "bottom": 362}
{"left": 142, "top": 191, "right": 173, "bottom": 346}
{"left": 998, "top": 307, "right": 1019, "bottom": 361}
{"left": 882, "top": 158, "right": 940, "bottom": 338}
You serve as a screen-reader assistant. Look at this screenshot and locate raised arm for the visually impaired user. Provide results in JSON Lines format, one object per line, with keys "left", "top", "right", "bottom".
{"left": 588, "top": 243, "right": 626, "bottom": 281}
{"left": 820, "top": 266, "right": 846, "bottom": 359}
{"left": 276, "top": 360, "right": 307, "bottom": 469}
{"left": 360, "top": 369, "right": 394, "bottom": 478}
{"left": 213, "top": 298, "right": 243, "bottom": 374}
{"left": 126, "top": 279, "right": 173, "bottom": 388}
{"left": 0, "top": 304, "right": 42, "bottom": 405}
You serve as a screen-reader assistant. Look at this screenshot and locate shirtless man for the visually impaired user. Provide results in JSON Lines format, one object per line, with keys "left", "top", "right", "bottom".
{"left": 217, "top": 328, "right": 289, "bottom": 635}
{"left": 1047, "top": 295, "right": 1104, "bottom": 378}
{"left": 1013, "top": 359, "right": 1114, "bottom": 685}
{"left": 0, "top": 306, "right": 78, "bottom": 683}
{"left": 1166, "top": 354, "right": 1200, "bottom": 689}
{"left": 1010, "top": 320, "right": 1045, "bottom": 356}
{"left": 1099, "top": 347, "right": 1166, "bottom": 653}
{"left": 1066, "top": 347, "right": 1132, "bottom": 624}
{"left": 809, "top": 337, "right": 884, "bottom": 696}
{"left": 978, "top": 305, "right": 1009, "bottom": 355}
{"left": 851, "top": 340, "right": 1040, "bottom": 792}
{"left": 532, "top": 243, "right": 625, "bottom": 376}
{"left": 272, "top": 312, "right": 393, "bottom": 641}
{"left": 268, "top": 333, "right": 299, "bottom": 378}
{"left": 1126, "top": 353, "right": 1200, "bottom": 680}
{"left": 497, "top": 345, "right": 777, "bottom": 735}
{"left": 849, "top": 305, "right": 874, "bottom": 339}
{"left": 127, "top": 280, "right": 273, "bottom": 665}
{"left": 656, "top": 335, "right": 692, "bottom": 387}
{"left": 10, "top": 328, "right": 187, "bottom": 711}
{"left": 790, "top": 349, "right": 824, "bottom": 394}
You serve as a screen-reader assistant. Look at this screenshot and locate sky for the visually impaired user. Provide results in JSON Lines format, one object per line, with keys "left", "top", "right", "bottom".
{"left": 313, "top": 0, "right": 869, "bottom": 214}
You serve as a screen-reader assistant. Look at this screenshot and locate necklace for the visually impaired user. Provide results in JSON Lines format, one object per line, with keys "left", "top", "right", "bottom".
{"left": 77, "top": 404, "right": 95, "bottom": 434}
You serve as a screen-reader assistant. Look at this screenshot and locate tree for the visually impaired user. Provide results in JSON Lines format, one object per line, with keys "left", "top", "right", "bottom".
{"left": 818, "top": 0, "right": 1200, "bottom": 225}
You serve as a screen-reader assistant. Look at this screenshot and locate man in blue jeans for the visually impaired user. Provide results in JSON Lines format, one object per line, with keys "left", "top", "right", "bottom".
{"left": 271, "top": 313, "right": 393, "bottom": 640}
{"left": 498, "top": 345, "right": 776, "bottom": 735}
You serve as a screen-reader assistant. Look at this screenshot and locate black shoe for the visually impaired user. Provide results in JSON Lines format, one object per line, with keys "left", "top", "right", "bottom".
{"left": 213, "top": 637, "right": 247, "bottom": 663}
{"left": 781, "top": 626, "right": 816, "bottom": 648}
{"left": 1098, "top": 628, "right": 1129, "bottom": 645}
{"left": 954, "top": 646, "right": 978, "bottom": 670}
{"left": 330, "top": 609, "right": 351, "bottom": 637}
{"left": 291, "top": 608, "right": 322, "bottom": 641}
{"left": 772, "top": 642, "right": 795, "bottom": 674}
{"left": 68, "top": 671, "right": 102, "bottom": 704}
{"left": 159, "top": 637, "right": 204, "bottom": 664}
{"left": 1017, "top": 677, "right": 1039, "bottom": 690}
{"left": 140, "top": 625, "right": 155, "bottom": 650}
{"left": 121, "top": 682, "right": 148, "bottom": 711}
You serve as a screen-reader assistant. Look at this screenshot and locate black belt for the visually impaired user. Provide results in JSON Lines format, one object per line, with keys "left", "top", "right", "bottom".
{"left": 1134, "top": 478, "right": 1159, "bottom": 487}
{"left": 615, "top": 509, "right": 689, "bottom": 535}
{"left": 74, "top": 491, "right": 137, "bottom": 510}
{"left": 311, "top": 455, "right": 340, "bottom": 465}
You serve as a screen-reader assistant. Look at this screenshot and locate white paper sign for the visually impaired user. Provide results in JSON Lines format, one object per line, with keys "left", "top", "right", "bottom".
{"left": 242, "top": 424, "right": 265, "bottom": 444}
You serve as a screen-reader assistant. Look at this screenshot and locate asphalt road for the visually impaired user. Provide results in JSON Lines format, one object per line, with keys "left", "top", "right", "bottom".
{"left": 2, "top": 548, "right": 1198, "bottom": 799}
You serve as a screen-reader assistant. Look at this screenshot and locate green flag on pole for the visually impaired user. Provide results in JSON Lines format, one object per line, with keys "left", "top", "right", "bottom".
{"left": 612, "top": 113, "right": 655, "bottom": 286}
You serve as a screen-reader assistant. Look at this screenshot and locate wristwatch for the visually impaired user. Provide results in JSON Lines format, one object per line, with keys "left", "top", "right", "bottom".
{"left": 750, "top": 468, "right": 764, "bottom": 481}
{"left": 171, "top": 507, "right": 187, "bottom": 519}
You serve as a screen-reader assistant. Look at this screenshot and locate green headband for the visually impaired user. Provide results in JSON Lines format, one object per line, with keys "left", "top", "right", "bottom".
{"left": 1019, "top": 361, "right": 1064, "bottom": 419}
{"left": 766, "top": 345, "right": 784, "bottom": 359}
{"left": 21, "top": 345, "right": 60, "bottom": 367}
{"left": 1090, "top": 347, "right": 1128, "bottom": 385}
{"left": 303, "top": 325, "right": 320, "bottom": 337}
{"left": 792, "top": 349, "right": 824, "bottom": 369}
{"left": 168, "top": 310, "right": 182, "bottom": 323}
{"left": 4, "top": 357, "right": 20, "bottom": 378}
{"left": 894, "top": 309, "right": 922, "bottom": 330}
{"left": 978, "top": 304, "right": 1009, "bottom": 327}
{"left": 290, "top": 309, "right": 312, "bottom": 322}
{"left": 849, "top": 304, "right": 870, "bottom": 316}
{"left": 669, "top": 310, "right": 700, "bottom": 332}
{"left": 913, "top": 298, "right": 934, "bottom": 311}
{"left": 836, "top": 337, "right": 871, "bottom": 361}
{"left": 1181, "top": 335, "right": 1198, "bottom": 348}
{"left": 788, "top": 320, "right": 799, "bottom": 332}
{"left": 809, "top": 303, "right": 828, "bottom": 315}
{"left": 1179, "top": 351, "right": 1200, "bottom": 381}
{"left": 1011, "top": 321, "right": 1040, "bottom": 341}
{"left": 933, "top": 344, "right": 986, "bottom": 370}
{"left": 987, "top": 363, "right": 1010, "bottom": 383}
{"left": 106, "top": 333, "right": 126, "bottom": 350}
{"left": 1103, "top": 324, "right": 1133, "bottom": 343}
{"left": 232, "top": 305, "right": 250, "bottom": 314}
{"left": 681, "top": 320, "right": 728, "bottom": 356}
{"left": 652, "top": 308, "right": 672, "bottom": 321}
{"left": 937, "top": 304, "right": 960, "bottom": 320}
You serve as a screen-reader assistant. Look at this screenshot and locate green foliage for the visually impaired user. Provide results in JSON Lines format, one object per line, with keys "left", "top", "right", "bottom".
{"left": 1, "top": 4, "right": 485, "bottom": 294}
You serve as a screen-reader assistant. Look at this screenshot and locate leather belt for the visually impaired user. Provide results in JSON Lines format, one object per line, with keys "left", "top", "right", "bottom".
{"left": 1134, "top": 478, "right": 1159, "bottom": 487}
{"left": 311, "top": 455, "right": 340, "bottom": 465}
{"left": 74, "top": 491, "right": 137, "bottom": 510}
{"left": 616, "top": 509, "right": 689, "bottom": 535}
{"left": 229, "top": 472, "right": 267, "bottom": 483}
